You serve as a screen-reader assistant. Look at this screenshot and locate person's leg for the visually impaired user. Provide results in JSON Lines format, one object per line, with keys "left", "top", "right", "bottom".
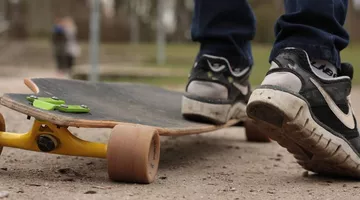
{"left": 247, "top": 0, "right": 360, "bottom": 178}
{"left": 182, "top": 0, "right": 256, "bottom": 124}
{"left": 191, "top": 0, "right": 256, "bottom": 67}
{"left": 270, "top": 0, "right": 349, "bottom": 69}
{"left": 55, "top": 53, "right": 69, "bottom": 78}
{"left": 66, "top": 54, "right": 74, "bottom": 73}
{"left": 55, "top": 54, "right": 62, "bottom": 71}
{"left": 57, "top": 54, "right": 66, "bottom": 73}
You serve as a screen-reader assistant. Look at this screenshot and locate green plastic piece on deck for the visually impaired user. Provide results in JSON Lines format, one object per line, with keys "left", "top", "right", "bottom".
{"left": 56, "top": 104, "right": 90, "bottom": 113}
{"left": 32, "top": 99, "right": 57, "bottom": 111}
{"left": 27, "top": 95, "right": 90, "bottom": 113}
{"left": 26, "top": 95, "right": 65, "bottom": 105}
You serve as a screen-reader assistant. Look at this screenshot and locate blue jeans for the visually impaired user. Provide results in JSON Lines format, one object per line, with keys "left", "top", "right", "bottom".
{"left": 191, "top": 0, "right": 349, "bottom": 69}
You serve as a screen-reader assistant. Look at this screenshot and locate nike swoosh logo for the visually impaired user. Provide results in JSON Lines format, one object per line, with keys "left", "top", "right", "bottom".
{"left": 310, "top": 78, "right": 355, "bottom": 129}
{"left": 233, "top": 82, "right": 248, "bottom": 96}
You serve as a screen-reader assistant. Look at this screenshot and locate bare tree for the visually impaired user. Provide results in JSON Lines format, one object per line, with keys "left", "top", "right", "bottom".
{"left": 173, "top": 0, "right": 192, "bottom": 42}
{"left": 129, "top": 0, "right": 140, "bottom": 44}
{"left": 26, "top": 0, "right": 52, "bottom": 36}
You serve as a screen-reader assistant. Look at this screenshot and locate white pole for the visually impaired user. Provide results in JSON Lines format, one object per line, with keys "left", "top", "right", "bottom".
{"left": 156, "top": 0, "right": 166, "bottom": 65}
{"left": 89, "top": 0, "right": 100, "bottom": 82}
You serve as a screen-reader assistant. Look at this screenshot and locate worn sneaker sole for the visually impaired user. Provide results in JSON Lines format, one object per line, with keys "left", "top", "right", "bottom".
{"left": 181, "top": 96, "right": 247, "bottom": 124}
{"left": 247, "top": 88, "right": 360, "bottom": 178}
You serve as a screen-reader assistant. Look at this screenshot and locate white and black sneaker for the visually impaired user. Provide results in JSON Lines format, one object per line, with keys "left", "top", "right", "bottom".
{"left": 181, "top": 54, "right": 251, "bottom": 124}
{"left": 247, "top": 47, "right": 360, "bottom": 178}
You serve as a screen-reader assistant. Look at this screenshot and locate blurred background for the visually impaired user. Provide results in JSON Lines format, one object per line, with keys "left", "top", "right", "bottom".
{"left": 1, "top": 0, "right": 360, "bottom": 90}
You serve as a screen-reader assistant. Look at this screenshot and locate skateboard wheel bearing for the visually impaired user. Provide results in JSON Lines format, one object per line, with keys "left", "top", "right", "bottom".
{"left": 37, "top": 135, "right": 58, "bottom": 152}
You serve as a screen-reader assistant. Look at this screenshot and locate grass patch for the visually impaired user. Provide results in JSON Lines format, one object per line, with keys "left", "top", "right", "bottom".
{"left": 341, "top": 44, "right": 360, "bottom": 84}
{"left": 131, "top": 43, "right": 360, "bottom": 86}
{"left": 73, "top": 74, "right": 187, "bottom": 87}
{"left": 28, "top": 40, "right": 360, "bottom": 86}
{"left": 136, "top": 43, "right": 272, "bottom": 86}
{"left": 103, "top": 76, "right": 187, "bottom": 86}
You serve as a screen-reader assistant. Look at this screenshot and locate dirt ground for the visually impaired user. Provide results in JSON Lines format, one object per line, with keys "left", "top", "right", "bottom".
{"left": 0, "top": 68, "right": 360, "bottom": 200}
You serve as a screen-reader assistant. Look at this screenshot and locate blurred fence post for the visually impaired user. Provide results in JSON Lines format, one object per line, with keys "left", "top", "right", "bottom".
{"left": 129, "top": 0, "right": 139, "bottom": 44}
{"left": 156, "top": 0, "right": 166, "bottom": 65}
{"left": 0, "top": 0, "right": 8, "bottom": 35}
{"left": 89, "top": 0, "right": 100, "bottom": 82}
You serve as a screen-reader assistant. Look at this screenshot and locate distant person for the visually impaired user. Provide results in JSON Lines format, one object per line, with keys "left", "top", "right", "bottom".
{"left": 52, "top": 18, "right": 67, "bottom": 76}
{"left": 182, "top": 0, "right": 359, "bottom": 178}
{"left": 51, "top": 17, "right": 80, "bottom": 78}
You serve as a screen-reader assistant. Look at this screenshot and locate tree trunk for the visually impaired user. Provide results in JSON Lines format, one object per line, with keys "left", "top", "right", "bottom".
{"left": 172, "top": 0, "right": 191, "bottom": 42}
{"left": 0, "top": 0, "right": 5, "bottom": 15}
{"left": 26, "top": 0, "right": 52, "bottom": 36}
{"left": 129, "top": 0, "right": 140, "bottom": 44}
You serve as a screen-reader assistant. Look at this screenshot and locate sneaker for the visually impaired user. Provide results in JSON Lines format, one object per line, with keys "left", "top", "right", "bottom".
{"left": 181, "top": 54, "right": 251, "bottom": 124}
{"left": 247, "top": 47, "right": 360, "bottom": 178}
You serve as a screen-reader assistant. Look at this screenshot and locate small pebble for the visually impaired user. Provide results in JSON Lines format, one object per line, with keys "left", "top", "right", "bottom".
{"left": 26, "top": 183, "right": 41, "bottom": 187}
{"left": 61, "top": 178, "right": 75, "bottom": 182}
{"left": 86, "top": 162, "right": 94, "bottom": 165}
{"left": 16, "top": 189, "right": 24, "bottom": 194}
{"left": 0, "top": 191, "right": 9, "bottom": 199}
{"left": 84, "top": 190, "right": 97, "bottom": 194}
{"left": 92, "top": 186, "right": 111, "bottom": 190}
{"left": 58, "top": 168, "right": 71, "bottom": 174}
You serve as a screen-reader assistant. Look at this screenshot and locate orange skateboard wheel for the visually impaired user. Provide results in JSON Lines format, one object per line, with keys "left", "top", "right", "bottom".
{"left": 0, "top": 113, "right": 5, "bottom": 154}
{"left": 107, "top": 124, "right": 160, "bottom": 184}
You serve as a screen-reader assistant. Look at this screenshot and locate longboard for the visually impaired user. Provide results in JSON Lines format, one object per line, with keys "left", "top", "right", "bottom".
{"left": 0, "top": 78, "right": 268, "bottom": 184}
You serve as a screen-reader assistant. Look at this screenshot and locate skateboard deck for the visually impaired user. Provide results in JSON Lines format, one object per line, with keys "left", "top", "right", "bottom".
{"left": 0, "top": 78, "right": 267, "bottom": 184}
{"left": 0, "top": 78, "right": 240, "bottom": 135}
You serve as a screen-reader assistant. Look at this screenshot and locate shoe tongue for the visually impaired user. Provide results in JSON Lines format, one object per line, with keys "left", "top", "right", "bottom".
{"left": 310, "top": 60, "right": 338, "bottom": 79}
